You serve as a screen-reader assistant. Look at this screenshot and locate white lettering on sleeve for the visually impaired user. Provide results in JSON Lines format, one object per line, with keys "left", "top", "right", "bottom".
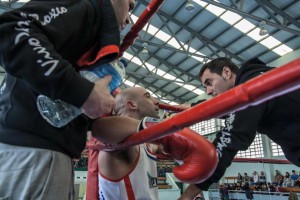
{"left": 13, "top": 7, "right": 68, "bottom": 76}
{"left": 216, "top": 113, "right": 235, "bottom": 158}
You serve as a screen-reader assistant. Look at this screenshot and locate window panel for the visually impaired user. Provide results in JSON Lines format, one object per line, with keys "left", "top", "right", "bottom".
{"left": 270, "top": 140, "right": 284, "bottom": 156}
{"left": 191, "top": 120, "right": 265, "bottom": 159}
{"left": 235, "top": 134, "right": 264, "bottom": 158}
{"left": 190, "top": 118, "right": 216, "bottom": 135}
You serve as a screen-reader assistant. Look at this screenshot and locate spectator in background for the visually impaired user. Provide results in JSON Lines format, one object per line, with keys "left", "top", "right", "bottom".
{"left": 236, "top": 182, "right": 242, "bottom": 191}
{"left": 219, "top": 184, "right": 225, "bottom": 200}
{"left": 223, "top": 185, "right": 230, "bottom": 200}
{"left": 228, "top": 183, "right": 235, "bottom": 190}
{"left": 294, "top": 174, "right": 300, "bottom": 187}
{"left": 283, "top": 172, "right": 292, "bottom": 187}
{"left": 237, "top": 172, "right": 243, "bottom": 184}
{"left": 158, "top": 167, "right": 165, "bottom": 177}
{"left": 218, "top": 184, "right": 229, "bottom": 200}
{"left": 253, "top": 184, "right": 261, "bottom": 192}
{"left": 274, "top": 170, "right": 284, "bottom": 186}
{"left": 288, "top": 192, "right": 299, "bottom": 200}
{"left": 267, "top": 182, "right": 276, "bottom": 193}
{"left": 291, "top": 170, "right": 299, "bottom": 187}
{"left": 244, "top": 173, "right": 251, "bottom": 182}
{"left": 250, "top": 171, "right": 259, "bottom": 186}
{"left": 243, "top": 182, "right": 253, "bottom": 200}
{"left": 260, "top": 184, "right": 267, "bottom": 192}
{"left": 259, "top": 171, "right": 267, "bottom": 185}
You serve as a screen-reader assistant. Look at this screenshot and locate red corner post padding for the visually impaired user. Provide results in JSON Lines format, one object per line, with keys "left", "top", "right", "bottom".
{"left": 86, "top": 135, "right": 100, "bottom": 200}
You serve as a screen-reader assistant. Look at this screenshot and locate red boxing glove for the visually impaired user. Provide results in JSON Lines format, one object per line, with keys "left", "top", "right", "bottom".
{"left": 153, "top": 127, "right": 218, "bottom": 184}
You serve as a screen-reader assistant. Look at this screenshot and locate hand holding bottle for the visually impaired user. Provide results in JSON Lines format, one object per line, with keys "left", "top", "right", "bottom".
{"left": 37, "top": 59, "right": 127, "bottom": 128}
{"left": 81, "top": 75, "right": 115, "bottom": 119}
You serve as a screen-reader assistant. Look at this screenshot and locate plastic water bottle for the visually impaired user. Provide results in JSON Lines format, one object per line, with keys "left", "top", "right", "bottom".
{"left": 36, "top": 59, "right": 127, "bottom": 128}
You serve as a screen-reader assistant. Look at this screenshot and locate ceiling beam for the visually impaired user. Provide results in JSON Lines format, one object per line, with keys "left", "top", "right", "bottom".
{"left": 156, "top": 14, "right": 187, "bottom": 52}
{"left": 127, "top": 73, "right": 187, "bottom": 103}
{"left": 126, "top": 72, "right": 202, "bottom": 87}
{"left": 258, "top": 0, "right": 300, "bottom": 29}
{"left": 131, "top": 38, "right": 210, "bottom": 59}
{"left": 254, "top": 0, "right": 282, "bottom": 25}
{"left": 228, "top": 0, "right": 238, "bottom": 9}
{"left": 131, "top": 44, "right": 200, "bottom": 82}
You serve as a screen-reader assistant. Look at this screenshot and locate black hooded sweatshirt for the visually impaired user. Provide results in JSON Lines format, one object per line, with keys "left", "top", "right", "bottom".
{"left": 196, "top": 58, "right": 300, "bottom": 190}
{"left": 0, "top": 0, "right": 120, "bottom": 158}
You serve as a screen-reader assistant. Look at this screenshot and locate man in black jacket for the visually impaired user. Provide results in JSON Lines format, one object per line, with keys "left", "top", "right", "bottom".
{"left": 179, "top": 57, "right": 300, "bottom": 199}
{"left": 0, "top": 0, "right": 134, "bottom": 199}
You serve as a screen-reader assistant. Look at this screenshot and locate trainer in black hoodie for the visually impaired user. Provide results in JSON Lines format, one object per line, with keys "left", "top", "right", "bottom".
{"left": 190, "top": 58, "right": 300, "bottom": 192}
{"left": 0, "top": 0, "right": 121, "bottom": 158}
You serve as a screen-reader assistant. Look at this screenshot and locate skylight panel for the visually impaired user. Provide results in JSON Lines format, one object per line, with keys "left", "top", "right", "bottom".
{"left": 144, "top": 63, "right": 156, "bottom": 71}
{"left": 182, "top": 44, "right": 205, "bottom": 62}
{"left": 160, "top": 99, "right": 170, "bottom": 104}
{"left": 206, "top": 4, "right": 225, "bottom": 16}
{"left": 182, "top": 85, "right": 204, "bottom": 95}
{"left": 130, "top": 56, "right": 143, "bottom": 66}
{"left": 123, "top": 52, "right": 204, "bottom": 96}
{"left": 168, "top": 38, "right": 181, "bottom": 49}
{"left": 260, "top": 37, "right": 281, "bottom": 49}
{"left": 131, "top": 15, "right": 169, "bottom": 42}
{"left": 247, "top": 28, "right": 268, "bottom": 41}
{"left": 131, "top": 15, "right": 208, "bottom": 64}
{"left": 162, "top": 73, "right": 177, "bottom": 81}
{"left": 160, "top": 98, "right": 179, "bottom": 105}
{"left": 156, "top": 70, "right": 165, "bottom": 77}
{"left": 124, "top": 80, "right": 135, "bottom": 87}
{"left": 154, "top": 29, "right": 172, "bottom": 42}
{"left": 131, "top": 15, "right": 191, "bottom": 53}
{"left": 220, "top": 11, "right": 242, "bottom": 25}
{"left": 272, "top": 44, "right": 293, "bottom": 56}
{"left": 192, "top": 2, "right": 294, "bottom": 56}
{"left": 125, "top": 53, "right": 134, "bottom": 61}
{"left": 161, "top": 99, "right": 171, "bottom": 104}
{"left": 176, "top": 82, "right": 183, "bottom": 86}
{"left": 234, "top": 19, "right": 256, "bottom": 33}
{"left": 193, "top": 88, "right": 205, "bottom": 95}
{"left": 183, "top": 85, "right": 196, "bottom": 91}
{"left": 194, "top": 0, "right": 208, "bottom": 7}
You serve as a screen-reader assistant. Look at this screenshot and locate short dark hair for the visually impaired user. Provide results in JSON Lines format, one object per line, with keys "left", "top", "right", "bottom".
{"left": 199, "top": 57, "right": 239, "bottom": 78}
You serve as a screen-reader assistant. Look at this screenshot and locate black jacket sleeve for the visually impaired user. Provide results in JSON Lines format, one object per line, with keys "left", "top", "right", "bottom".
{"left": 196, "top": 102, "right": 266, "bottom": 190}
{"left": 0, "top": 0, "right": 96, "bottom": 107}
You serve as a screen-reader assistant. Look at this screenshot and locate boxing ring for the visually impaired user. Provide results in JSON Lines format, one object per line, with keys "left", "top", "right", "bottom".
{"left": 84, "top": 0, "right": 300, "bottom": 199}
{"left": 87, "top": 57, "right": 300, "bottom": 151}
{"left": 85, "top": 57, "right": 300, "bottom": 199}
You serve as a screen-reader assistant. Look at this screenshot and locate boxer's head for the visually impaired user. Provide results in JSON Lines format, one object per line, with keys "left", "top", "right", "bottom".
{"left": 114, "top": 87, "right": 159, "bottom": 119}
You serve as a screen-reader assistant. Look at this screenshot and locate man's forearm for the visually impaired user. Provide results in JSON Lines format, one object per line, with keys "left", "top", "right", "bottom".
{"left": 91, "top": 116, "right": 140, "bottom": 143}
